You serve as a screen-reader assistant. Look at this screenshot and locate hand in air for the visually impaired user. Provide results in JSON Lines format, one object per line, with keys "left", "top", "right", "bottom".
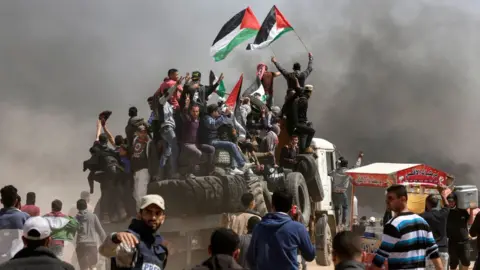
{"left": 271, "top": 56, "right": 276, "bottom": 63}
{"left": 176, "top": 76, "right": 185, "bottom": 85}
{"left": 308, "top": 52, "right": 312, "bottom": 58}
{"left": 185, "top": 72, "right": 191, "bottom": 83}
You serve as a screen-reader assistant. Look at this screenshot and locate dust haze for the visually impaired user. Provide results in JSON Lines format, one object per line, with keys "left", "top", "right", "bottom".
{"left": 0, "top": 0, "right": 479, "bottom": 215}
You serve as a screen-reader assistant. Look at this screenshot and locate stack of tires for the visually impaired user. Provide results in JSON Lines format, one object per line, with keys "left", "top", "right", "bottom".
{"left": 147, "top": 172, "right": 269, "bottom": 217}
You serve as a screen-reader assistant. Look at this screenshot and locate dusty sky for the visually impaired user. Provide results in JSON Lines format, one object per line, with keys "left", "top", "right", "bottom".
{"left": 1, "top": 0, "right": 479, "bottom": 214}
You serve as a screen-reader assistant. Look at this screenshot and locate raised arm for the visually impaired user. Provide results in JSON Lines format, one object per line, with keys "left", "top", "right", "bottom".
{"left": 205, "top": 115, "right": 228, "bottom": 130}
{"left": 159, "top": 76, "right": 184, "bottom": 105}
{"left": 300, "top": 52, "right": 313, "bottom": 78}
{"left": 271, "top": 56, "right": 289, "bottom": 78}
{"left": 102, "top": 124, "right": 115, "bottom": 146}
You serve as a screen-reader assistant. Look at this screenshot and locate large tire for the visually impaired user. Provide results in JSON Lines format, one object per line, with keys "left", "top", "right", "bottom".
{"left": 315, "top": 214, "right": 332, "bottom": 266}
{"left": 247, "top": 178, "right": 268, "bottom": 216}
{"left": 296, "top": 154, "right": 324, "bottom": 202}
{"left": 285, "top": 172, "right": 311, "bottom": 225}
{"left": 221, "top": 175, "right": 248, "bottom": 213}
{"left": 147, "top": 179, "right": 197, "bottom": 216}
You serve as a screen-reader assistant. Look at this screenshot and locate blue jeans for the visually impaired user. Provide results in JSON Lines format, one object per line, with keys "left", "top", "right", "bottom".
{"left": 211, "top": 140, "right": 245, "bottom": 168}
{"left": 160, "top": 126, "right": 178, "bottom": 174}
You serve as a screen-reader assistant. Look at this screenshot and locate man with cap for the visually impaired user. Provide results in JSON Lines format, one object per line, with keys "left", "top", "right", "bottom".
{"left": 289, "top": 84, "right": 315, "bottom": 154}
{"left": 99, "top": 194, "right": 168, "bottom": 270}
{"left": 181, "top": 71, "right": 224, "bottom": 114}
{"left": 271, "top": 52, "right": 313, "bottom": 91}
{"left": 0, "top": 216, "right": 75, "bottom": 270}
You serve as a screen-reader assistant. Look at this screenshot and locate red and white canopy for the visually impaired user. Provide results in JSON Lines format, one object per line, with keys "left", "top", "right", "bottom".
{"left": 345, "top": 163, "right": 448, "bottom": 188}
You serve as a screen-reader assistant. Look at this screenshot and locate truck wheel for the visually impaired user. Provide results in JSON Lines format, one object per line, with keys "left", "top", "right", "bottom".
{"left": 148, "top": 179, "right": 196, "bottom": 216}
{"left": 222, "top": 175, "right": 248, "bottom": 213}
{"left": 296, "top": 154, "right": 324, "bottom": 202}
{"left": 247, "top": 178, "right": 268, "bottom": 216}
{"left": 315, "top": 214, "right": 332, "bottom": 266}
{"left": 205, "top": 176, "right": 224, "bottom": 210}
{"left": 285, "top": 172, "right": 311, "bottom": 225}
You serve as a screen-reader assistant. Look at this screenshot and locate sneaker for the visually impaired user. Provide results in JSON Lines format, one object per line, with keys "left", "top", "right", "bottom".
{"left": 231, "top": 168, "right": 244, "bottom": 175}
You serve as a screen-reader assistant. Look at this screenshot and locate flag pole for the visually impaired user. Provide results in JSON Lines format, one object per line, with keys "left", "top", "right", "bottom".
{"left": 293, "top": 29, "right": 309, "bottom": 53}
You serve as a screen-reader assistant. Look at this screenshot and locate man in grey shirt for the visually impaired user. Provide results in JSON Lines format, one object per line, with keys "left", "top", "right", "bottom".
{"left": 75, "top": 199, "right": 106, "bottom": 270}
{"left": 330, "top": 159, "right": 352, "bottom": 229}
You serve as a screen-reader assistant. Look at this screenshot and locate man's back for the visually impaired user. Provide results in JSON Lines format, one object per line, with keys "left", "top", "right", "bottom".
{"left": 0, "top": 246, "right": 74, "bottom": 270}
{"left": 420, "top": 207, "right": 449, "bottom": 250}
{"left": 247, "top": 212, "right": 315, "bottom": 270}
{"left": 0, "top": 208, "right": 29, "bottom": 261}
{"left": 20, "top": 205, "right": 40, "bottom": 217}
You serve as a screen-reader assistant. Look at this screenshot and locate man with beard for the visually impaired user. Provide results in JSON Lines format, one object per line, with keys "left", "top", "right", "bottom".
{"left": 99, "top": 195, "right": 168, "bottom": 270}
{"left": 271, "top": 52, "right": 313, "bottom": 91}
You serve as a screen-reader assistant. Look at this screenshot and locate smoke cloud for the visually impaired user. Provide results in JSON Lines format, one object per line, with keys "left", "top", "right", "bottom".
{"left": 0, "top": 0, "right": 479, "bottom": 215}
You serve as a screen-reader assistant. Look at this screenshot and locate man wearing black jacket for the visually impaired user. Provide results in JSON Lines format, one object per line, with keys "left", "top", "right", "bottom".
{"left": 447, "top": 193, "right": 471, "bottom": 270}
{"left": 290, "top": 85, "right": 315, "bottom": 154}
{"left": 0, "top": 216, "right": 74, "bottom": 270}
{"left": 420, "top": 185, "right": 450, "bottom": 270}
{"left": 271, "top": 52, "right": 313, "bottom": 91}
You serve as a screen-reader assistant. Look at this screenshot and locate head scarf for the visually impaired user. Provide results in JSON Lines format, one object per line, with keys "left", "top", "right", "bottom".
{"left": 257, "top": 63, "right": 267, "bottom": 80}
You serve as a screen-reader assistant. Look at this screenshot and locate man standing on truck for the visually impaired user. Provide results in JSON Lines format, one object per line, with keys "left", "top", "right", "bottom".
{"left": 99, "top": 194, "right": 168, "bottom": 270}
{"left": 271, "top": 52, "right": 313, "bottom": 91}
{"left": 290, "top": 85, "right": 315, "bottom": 154}
{"left": 421, "top": 185, "right": 450, "bottom": 270}
{"left": 330, "top": 159, "right": 352, "bottom": 230}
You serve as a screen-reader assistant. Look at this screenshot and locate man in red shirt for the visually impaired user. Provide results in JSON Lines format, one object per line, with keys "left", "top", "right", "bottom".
{"left": 155, "top": 68, "right": 183, "bottom": 110}
{"left": 20, "top": 192, "right": 40, "bottom": 217}
{"left": 257, "top": 63, "right": 281, "bottom": 108}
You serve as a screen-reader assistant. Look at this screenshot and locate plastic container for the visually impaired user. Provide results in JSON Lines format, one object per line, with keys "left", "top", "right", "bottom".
{"left": 455, "top": 185, "right": 478, "bottom": 209}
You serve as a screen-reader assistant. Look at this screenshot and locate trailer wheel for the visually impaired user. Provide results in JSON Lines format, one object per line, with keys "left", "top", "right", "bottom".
{"left": 285, "top": 172, "right": 311, "bottom": 225}
{"left": 315, "top": 214, "right": 332, "bottom": 266}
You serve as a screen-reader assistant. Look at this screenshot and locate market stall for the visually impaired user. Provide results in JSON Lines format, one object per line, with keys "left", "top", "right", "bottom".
{"left": 345, "top": 162, "right": 448, "bottom": 269}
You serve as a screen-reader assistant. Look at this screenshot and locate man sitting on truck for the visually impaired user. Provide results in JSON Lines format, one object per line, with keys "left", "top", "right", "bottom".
{"left": 280, "top": 135, "right": 299, "bottom": 170}
{"left": 204, "top": 104, "right": 253, "bottom": 175}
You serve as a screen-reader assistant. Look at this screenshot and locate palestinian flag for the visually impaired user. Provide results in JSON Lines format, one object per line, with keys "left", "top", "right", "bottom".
{"left": 242, "top": 77, "right": 266, "bottom": 103}
{"left": 209, "top": 70, "right": 227, "bottom": 98}
{"left": 210, "top": 7, "right": 260, "bottom": 62}
{"left": 225, "top": 74, "right": 243, "bottom": 108}
{"left": 246, "top": 5, "right": 293, "bottom": 50}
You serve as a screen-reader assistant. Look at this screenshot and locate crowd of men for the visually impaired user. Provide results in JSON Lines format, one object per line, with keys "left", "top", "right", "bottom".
{"left": 82, "top": 53, "right": 316, "bottom": 223}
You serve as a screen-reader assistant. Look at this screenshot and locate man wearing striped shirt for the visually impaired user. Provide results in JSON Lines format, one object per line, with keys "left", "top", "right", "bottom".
{"left": 372, "top": 185, "right": 443, "bottom": 270}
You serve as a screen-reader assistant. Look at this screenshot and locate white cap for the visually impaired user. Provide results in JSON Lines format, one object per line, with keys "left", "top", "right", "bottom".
{"left": 140, "top": 194, "right": 165, "bottom": 210}
{"left": 369, "top": 216, "right": 376, "bottom": 223}
{"left": 23, "top": 216, "right": 51, "bottom": 240}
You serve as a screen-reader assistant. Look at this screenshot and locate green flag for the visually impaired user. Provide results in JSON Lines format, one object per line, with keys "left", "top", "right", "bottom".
{"left": 217, "top": 80, "right": 226, "bottom": 97}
